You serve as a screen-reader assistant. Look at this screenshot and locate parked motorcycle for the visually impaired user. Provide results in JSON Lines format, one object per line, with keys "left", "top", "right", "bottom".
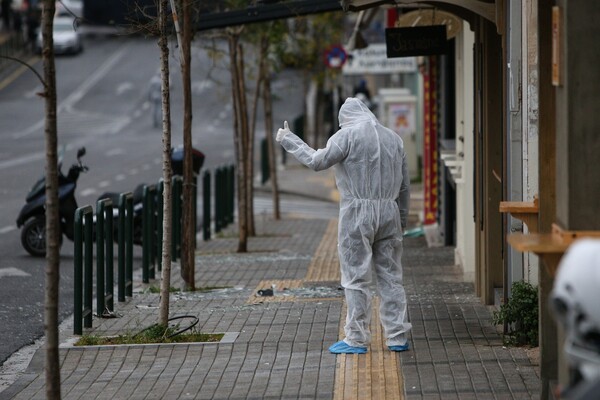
{"left": 17, "top": 146, "right": 205, "bottom": 257}
{"left": 17, "top": 147, "right": 88, "bottom": 257}
{"left": 96, "top": 146, "right": 205, "bottom": 245}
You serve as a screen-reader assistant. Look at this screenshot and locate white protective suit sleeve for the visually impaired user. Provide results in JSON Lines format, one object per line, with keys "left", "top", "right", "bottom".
{"left": 278, "top": 127, "right": 348, "bottom": 172}
{"left": 396, "top": 151, "right": 410, "bottom": 229}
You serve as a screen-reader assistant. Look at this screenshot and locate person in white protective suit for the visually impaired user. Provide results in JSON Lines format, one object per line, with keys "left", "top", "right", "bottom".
{"left": 276, "top": 97, "right": 412, "bottom": 354}
{"left": 550, "top": 239, "right": 600, "bottom": 399}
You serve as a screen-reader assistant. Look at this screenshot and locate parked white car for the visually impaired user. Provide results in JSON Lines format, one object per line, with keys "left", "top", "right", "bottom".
{"left": 36, "top": 17, "right": 83, "bottom": 55}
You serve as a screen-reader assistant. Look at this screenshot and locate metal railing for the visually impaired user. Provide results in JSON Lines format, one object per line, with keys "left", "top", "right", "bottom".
{"left": 72, "top": 165, "right": 235, "bottom": 335}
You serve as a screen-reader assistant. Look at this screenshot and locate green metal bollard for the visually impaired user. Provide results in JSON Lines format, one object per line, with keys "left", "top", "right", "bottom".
{"left": 203, "top": 170, "right": 211, "bottom": 241}
{"left": 172, "top": 176, "right": 183, "bottom": 260}
{"left": 142, "top": 185, "right": 157, "bottom": 283}
{"left": 96, "top": 198, "right": 114, "bottom": 316}
{"left": 118, "top": 192, "right": 133, "bottom": 301}
{"left": 193, "top": 175, "right": 198, "bottom": 238}
{"left": 104, "top": 199, "right": 114, "bottom": 312}
{"left": 157, "top": 179, "right": 164, "bottom": 272}
{"left": 214, "top": 167, "right": 222, "bottom": 233}
{"left": 261, "top": 138, "right": 269, "bottom": 184}
{"left": 96, "top": 201, "right": 105, "bottom": 318}
{"left": 228, "top": 164, "right": 235, "bottom": 223}
{"left": 74, "top": 205, "right": 94, "bottom": 335}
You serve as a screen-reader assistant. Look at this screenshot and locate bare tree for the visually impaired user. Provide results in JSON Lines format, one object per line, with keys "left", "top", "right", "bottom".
{"left": 247, "top": 29, "right": 281, "bottom": 220}
{"left": 227, "top": 29, "right": 249, "bottom": 252}
{"left": 240, "top": 21, "right": 288, "bottom": 222}
{"left": 178, "top": 0, "right": 196, "bottom": 290}
{"left": 260, "top": 35, "right": 281, "bottom": 220}
{"left": 40, "top": 0, "right": 61, "bottom": 397}
{"left": 158, "top": 0, "right": 174, "bottom": 326}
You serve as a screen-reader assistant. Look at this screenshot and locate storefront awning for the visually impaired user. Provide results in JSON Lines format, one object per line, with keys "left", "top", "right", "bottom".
{"left": 196, "top": 0, "right": 343, "bottom": 32}
{"left": 341, "top": 0, "right": 502, "bottom": 34}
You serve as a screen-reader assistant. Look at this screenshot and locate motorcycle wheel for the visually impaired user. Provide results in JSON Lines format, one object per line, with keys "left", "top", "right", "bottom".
{"left": 20, "top": 216, "right": 63, "bottom": 257}
{"left": 21, "top": 216, "right": 47, "bottom": 257}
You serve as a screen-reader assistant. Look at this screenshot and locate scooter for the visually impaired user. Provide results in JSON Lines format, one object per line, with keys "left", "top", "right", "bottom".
{"left": 17, "top": 147, "right": 88, "bottom": 257}
{"left": 17, "top": 146, "right": 205, "bottom": 257}
{"left": 95, "top": 146, "right": 205, "bottom": 246}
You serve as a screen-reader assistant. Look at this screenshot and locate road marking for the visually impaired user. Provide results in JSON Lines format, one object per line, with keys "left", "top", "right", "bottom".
{"left": 106, "top": 148, "right": 124, "bottom": 157}
{"left": 115, "top": 174, "right": 126, "bottom": 181}
{"left": 80, "top": 188, "right": 97, "bottom": 197}
{"left": 0, "top": 267, "right": 31, "bottom": 278}
{"left": 98, "top": 181, "right": 110, "bottom": 188}
{"left": 13, "top": 44, "right": 130, "bottom": 139}
{"left": 116, "top": 82, "right": 133, "bottom": 95}
{"left": 0, "top": 56, "right": 40, "bottom": 91}
{"left": 0, "top": 226, "right": 16, "bottom": 234}
{"left": 0, "top": 152, "right": 45, "bottom": 170}
{"left": 129, "top": 168, "right": 138, "bottom": 175}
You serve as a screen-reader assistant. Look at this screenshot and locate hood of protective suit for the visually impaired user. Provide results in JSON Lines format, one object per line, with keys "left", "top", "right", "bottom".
{"left": 338, "top": 97, "right": 378, "bottom": 128}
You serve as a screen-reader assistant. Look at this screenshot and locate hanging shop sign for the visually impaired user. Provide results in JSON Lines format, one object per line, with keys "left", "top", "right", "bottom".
{"left": 385, "top": 25, "right": 448, "bottom": 58}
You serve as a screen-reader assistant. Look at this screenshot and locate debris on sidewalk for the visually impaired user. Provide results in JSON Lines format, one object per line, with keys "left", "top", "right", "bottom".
{"left": 257, "top": 288, "right": 274, "bottom": 297}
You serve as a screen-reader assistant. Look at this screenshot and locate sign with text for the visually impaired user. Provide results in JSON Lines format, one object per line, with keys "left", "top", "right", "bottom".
{"left": 385, "top": 25, "right": 448, "bottom": 58}
{"left": 342, "top": 44, "right": 417, "bottom": 75}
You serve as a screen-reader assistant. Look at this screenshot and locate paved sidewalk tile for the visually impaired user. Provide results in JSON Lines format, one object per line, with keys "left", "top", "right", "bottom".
{"left": 1, "top": 210, "right": 541, "bottom": 400}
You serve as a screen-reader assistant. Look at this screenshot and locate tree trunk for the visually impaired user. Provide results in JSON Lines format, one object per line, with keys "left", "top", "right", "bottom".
{"left": 236, "top": 43, "right": 255, "bottom": 237}
{"left": 41, "top": 0, "right": 61, "bottom": 397}
{"left": 228, "top": 33, "right": 247, "bottom": 252}
{"left": 262, "top": 59, "right": 280, "bottom": 220}
{"left": 158, "top": 0, "right": 173, "bottom": 327}
{"left": 248, "top": 43, "right": 265, "bottom": 233}
{"left": 180, "top": 0, "right": 195, "bottom": 290}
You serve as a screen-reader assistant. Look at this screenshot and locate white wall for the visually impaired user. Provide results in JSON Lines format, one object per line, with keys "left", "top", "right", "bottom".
{"left": 454, "top": 24, "right": 476, "bottom": 280}
{"left": 522, "top": 0, "right": 540, "bottom": 284}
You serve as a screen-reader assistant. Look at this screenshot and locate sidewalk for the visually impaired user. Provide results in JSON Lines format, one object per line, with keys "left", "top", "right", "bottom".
{"left": 0, "top": 163, "right": 541, "bottom": 399}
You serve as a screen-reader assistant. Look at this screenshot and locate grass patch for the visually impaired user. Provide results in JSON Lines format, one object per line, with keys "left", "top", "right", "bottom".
{"left": 75, "top": 324, "right": 223, "bottom": 346}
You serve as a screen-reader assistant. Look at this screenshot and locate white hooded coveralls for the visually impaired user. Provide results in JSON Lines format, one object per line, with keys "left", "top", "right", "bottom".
{"left": 279, "top": 97, "right": 412, "bottom": 347}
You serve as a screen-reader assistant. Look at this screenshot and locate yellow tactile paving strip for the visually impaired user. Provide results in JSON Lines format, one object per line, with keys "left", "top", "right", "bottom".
{"left": 305, "top": 219, "right": 341, "bottom": 282}
{"left": 334, "top": 299, "right": 404, "bottom": 400}
{"left": 249, "top": 217, "right": 404, "bottom": 398}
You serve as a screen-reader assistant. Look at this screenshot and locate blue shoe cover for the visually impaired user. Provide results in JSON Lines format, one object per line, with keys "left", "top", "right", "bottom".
{"left": 329, "top": 340, "right": 367, "bottom": 354}
{"left": 388, "top": 343, "right": 410, "bottom": 352}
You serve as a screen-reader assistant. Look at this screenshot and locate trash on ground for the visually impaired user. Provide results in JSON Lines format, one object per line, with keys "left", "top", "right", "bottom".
{"left": 257, "top": 288, "right": 274, "bottom": 297}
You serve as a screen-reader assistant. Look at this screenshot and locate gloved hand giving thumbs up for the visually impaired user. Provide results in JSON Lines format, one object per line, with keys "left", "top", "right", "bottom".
{"left": 276, "top": 120, "right": 292, "bottom": 143}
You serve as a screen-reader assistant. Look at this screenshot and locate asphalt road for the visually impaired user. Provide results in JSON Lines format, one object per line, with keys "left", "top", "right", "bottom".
{"left": 0, "top": 32, "right": 308, "bottom": 365}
